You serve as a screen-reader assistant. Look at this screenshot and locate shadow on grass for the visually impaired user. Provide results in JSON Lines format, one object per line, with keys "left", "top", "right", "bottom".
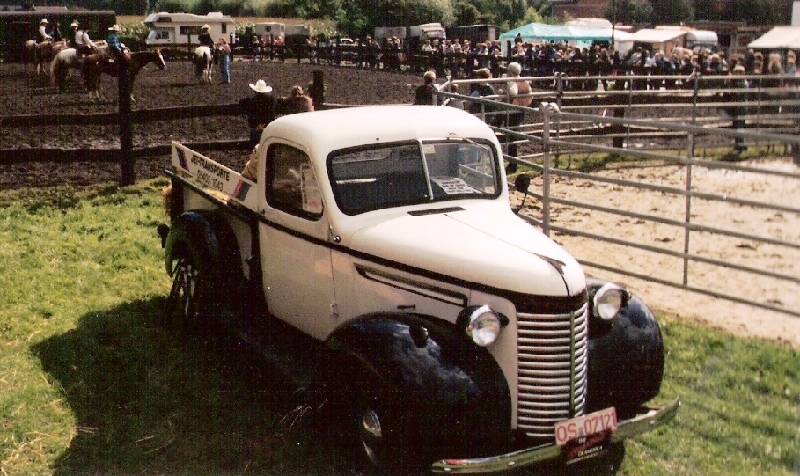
{"left": 32, "top": 297, "right": 359, "bottom": 475}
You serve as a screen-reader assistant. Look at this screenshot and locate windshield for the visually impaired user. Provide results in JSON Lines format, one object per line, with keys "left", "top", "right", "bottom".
{"left": 329, "top": 139, "right": 500, "bottom": 215}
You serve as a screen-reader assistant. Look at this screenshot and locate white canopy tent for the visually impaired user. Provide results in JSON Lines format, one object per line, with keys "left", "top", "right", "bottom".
{"left": 748, "top": 26, "right": 800, "bottom": 50}
{"left": 628, "top": 28, "right": 686, "bottom": 56}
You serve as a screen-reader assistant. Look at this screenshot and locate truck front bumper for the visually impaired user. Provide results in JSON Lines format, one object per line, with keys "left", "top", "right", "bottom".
{"left": 430, "top": 399, "right": 680, "bottom": 474}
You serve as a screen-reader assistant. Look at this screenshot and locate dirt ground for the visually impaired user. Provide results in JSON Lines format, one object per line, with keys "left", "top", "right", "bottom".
{"left": 0, "top": 59, "right": 418, "bottom": 188}
{"left": 513, "top": 158, "right": 800, "bottom": 348}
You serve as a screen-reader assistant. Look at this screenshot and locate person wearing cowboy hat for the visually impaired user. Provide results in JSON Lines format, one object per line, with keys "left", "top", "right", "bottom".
{"left": 106, "top": 24, "right": 129, "bottom": 66}
{"left": 198, "top": 24, "right": 214, "bottom": 49}
{"left": 38, "top": 18, "right": 53, "bottom": 42}
{"left": 239, "top": 79, "right": 278, "bottom": 148}
{"left": 70, "top": 20, "right": 95, "bottom": 56}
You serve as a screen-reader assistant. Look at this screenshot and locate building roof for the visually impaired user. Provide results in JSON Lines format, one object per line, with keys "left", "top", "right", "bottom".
{"left": 748, "top": 26, "right": 800, "bottom": 49}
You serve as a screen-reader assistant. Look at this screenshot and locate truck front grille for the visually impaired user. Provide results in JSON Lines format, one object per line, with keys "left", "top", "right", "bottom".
{"left": 516, "top": 304, "right": 588, "bottom": 441}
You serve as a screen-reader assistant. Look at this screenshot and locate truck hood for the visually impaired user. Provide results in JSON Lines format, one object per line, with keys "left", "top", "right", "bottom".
{"left": 347, "top": 206, "right": 585, "bottom": 297}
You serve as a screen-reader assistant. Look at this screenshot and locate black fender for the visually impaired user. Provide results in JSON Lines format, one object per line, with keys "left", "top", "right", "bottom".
{"left": 164, "top": 210, "right": 245, "bottom": 310}
{"left": 326, "top": 312, "right": 511, "bottom": 458}
{"left": 585, "top": 279, "right": 665, "bottom": 417}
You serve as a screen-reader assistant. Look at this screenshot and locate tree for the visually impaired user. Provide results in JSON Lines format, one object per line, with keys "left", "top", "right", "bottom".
{"left": 605, "top": 0, "right": 653, "bottom": 24}
{"left": 730, "top": 0, "right": 786, "bottom": 25}
{"left": 649, "top": 0, "right": 693, "bottom": 24}
{"left": 454, "top": 0, "right": 480, "bottom": 25}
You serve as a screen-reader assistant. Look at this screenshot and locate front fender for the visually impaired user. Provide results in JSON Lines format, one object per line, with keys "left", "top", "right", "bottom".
{"left": 326, "top": 312, "right": 511, "bottom": 457}
{"left": 585, "top": 279, "right": 665, "bottom": 416}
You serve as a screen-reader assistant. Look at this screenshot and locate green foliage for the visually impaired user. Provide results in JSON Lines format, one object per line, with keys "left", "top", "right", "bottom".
{"left": 649, "top": 0, "right": 693, "bottom": 24}
{"left": 728, "top": 0, "right": 787, "bottom": 25}
{"left": 119, "top": 20, "right": 149, "bottom": 50}
{"left": 605, "top": 0, "right": 654, "bottom": 24}
{"left": 453, "top": 0, "right": 480, "bottom": 25}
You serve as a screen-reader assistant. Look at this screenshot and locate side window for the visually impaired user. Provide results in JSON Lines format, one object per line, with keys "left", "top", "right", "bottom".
{"left": 267, "top": 144, "right": 323, "bottom": 219}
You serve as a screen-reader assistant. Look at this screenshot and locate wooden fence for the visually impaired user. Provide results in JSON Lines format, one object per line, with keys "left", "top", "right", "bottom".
{"left": 0, "top": 69, "right": 327, "bottom": 186}
{"left": 1, "top": 69, "right": 797, "bottom": 186}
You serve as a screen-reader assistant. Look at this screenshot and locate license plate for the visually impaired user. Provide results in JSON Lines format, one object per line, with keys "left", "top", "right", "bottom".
{"left": 555, "top": 407, "right": 618, "bottom": 446}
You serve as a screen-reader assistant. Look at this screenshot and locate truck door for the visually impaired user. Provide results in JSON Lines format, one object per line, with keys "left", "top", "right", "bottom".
{"left": 259, "top": 142, "right": 336, "bottom": 341}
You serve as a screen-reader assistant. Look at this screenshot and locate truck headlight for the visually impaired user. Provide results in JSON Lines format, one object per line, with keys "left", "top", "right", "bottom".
{"left": 464, "top": 305, "right": 503, "bottom": 347}
{"left": 593, "top": 283, "right": 628, "bottom": 321}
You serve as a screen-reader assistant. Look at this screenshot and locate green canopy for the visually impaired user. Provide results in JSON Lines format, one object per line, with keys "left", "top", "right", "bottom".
{"left": 499, "top": 22, "right": 612, "bottom": 45}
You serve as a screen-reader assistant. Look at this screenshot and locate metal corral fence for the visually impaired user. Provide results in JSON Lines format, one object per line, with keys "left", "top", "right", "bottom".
{"left": 436, "top": 74, "right": 800, "bottom": 318}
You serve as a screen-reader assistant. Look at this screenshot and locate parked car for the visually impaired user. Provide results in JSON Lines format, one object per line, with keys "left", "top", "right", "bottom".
{"left": 159, "top": 105, "right": 678, "bottom": 473}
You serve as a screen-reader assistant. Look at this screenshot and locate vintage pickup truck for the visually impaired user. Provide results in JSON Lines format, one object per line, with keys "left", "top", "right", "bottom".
{"left": 159, "top": 105, "right": 678, "bottom": 473}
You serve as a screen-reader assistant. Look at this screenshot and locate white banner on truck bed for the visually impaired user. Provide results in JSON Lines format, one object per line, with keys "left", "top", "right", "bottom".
{"left": 171, "top": 142, "right": 258, "bottom": 211}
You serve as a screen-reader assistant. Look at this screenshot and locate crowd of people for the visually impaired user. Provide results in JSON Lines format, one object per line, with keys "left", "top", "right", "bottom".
{"left": 237, "top": 33, "right": 798, "bottom": 88}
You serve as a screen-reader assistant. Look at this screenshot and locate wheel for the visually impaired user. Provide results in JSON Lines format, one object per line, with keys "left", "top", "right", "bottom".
{"left": 351, "top": 396, "right": 425, "bottom": 476}
{"left": 165, "top": 251, "right": 206, "bottom": 331}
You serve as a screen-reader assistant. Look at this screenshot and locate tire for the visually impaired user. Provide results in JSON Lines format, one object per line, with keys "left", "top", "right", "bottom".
{"left": 350, "top": 394, "right": 426, "bottom": 476}
{"left": 165, "top": 250, "right": 208, "bottom": 332}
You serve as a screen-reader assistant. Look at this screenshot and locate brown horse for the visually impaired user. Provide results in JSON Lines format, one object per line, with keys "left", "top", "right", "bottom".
{"left": 23, "top": 39, "right": 66, "bottom": 76}
{"left": 82, "top": 49, "right": 166, "bottom": 101}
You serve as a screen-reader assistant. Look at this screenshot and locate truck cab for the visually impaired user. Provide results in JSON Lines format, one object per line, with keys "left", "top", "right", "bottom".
{"left": 162, "top": 105, "right": 677, "bottom": 473}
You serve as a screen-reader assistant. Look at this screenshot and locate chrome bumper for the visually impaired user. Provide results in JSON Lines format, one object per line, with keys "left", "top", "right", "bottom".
{"left": 430, "top": 399, "right": 680, "bottom": 474}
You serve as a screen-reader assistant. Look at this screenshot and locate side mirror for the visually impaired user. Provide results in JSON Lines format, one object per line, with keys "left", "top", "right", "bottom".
{"left": 514, "top": 174, "right": 531, "bottom": 194}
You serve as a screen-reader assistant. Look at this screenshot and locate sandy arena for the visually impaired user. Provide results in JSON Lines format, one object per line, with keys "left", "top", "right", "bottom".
{"left": 514, "top": 158, "right": 800, "bottom": 348}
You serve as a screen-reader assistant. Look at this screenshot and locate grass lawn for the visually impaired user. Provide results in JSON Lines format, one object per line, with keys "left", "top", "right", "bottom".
{"left": 0, "top": 182, "right": 798, "bottom": 475}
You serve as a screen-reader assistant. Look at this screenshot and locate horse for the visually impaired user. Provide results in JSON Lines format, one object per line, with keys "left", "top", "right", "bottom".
{"left": 50, "top": 48, "right": 82, "bottom": 90}
{"left": 23, "top": 40, "right": 37, "bottom": 72}
{"left": 50, "top": 42, "right": 108, "bottom": 91}
{"left": 23, "top": 39, "right": 66, "bottom": 76}
{"left": 82, "top": 49, "right": 167, "bottom": 101}
{"left": 193, "top": 46, "right": 213, "bottom": 84}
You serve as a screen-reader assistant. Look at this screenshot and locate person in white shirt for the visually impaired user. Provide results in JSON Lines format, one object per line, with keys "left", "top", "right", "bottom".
{"left": 38, "top": 19, "right": 52, "bottom": 42}
{"left": 70, "top": 20, "right": 95, "bottom": 56}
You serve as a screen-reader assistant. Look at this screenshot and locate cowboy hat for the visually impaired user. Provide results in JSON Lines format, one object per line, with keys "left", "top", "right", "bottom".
{"left": 40, "top": 18, "right": 48, "bottom": 24}
{"left": 201, "top": 24, "right": 210, "bottom": 30}
{"left": 108, "top": 24, "right": 121, "bottom": 32}
{"left": 248, "top": 79, "right": 273, "bottom": 94}
{"left": 70, "top": 20, "right": 79, "bottom": 27}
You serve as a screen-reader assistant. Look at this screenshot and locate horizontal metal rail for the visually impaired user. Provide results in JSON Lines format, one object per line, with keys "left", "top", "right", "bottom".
{"left": 544, "top": 138, "right": 800, "bottom": 180}
{"left": 530, "top": 192, "right": 800, "bottom": 251}
{"left": 546, "top": 223, "right": 799, "bottom": 284}
{"left": 577, "top": 259, "right": 800, "bottom": 318}
{"left": 554, "top": 111, "right": 800, "bottom": 144}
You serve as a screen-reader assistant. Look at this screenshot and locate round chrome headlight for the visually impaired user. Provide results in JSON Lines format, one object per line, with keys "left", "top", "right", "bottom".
{"left": 593, "top": 283, "right": 626, "bottom": 321}
{"left": 465, "top": 305, "right": 502, "bottom": 347}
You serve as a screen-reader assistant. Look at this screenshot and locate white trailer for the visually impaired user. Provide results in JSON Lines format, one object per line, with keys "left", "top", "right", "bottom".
{"left": 144, "top": 11, "right": 235, "bottom": 46}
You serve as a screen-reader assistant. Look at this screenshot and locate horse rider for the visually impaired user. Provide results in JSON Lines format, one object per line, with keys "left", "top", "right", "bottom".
{"left": 38, "top": 18, "right": 53, "bottom": 42}
{"left": 198, "top": 24, "right": 214, "bottom": 49}
{"left": 198, "top": 24, "right": 215, "bottom": 61}
{"left": 70, "top": 20, "right": 95, "bottom": 57}
{"left": 106, "top": 24, "right": 129, "bottom": 67}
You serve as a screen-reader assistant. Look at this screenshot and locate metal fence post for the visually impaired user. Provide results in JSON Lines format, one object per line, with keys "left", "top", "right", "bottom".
{"left": 681, "top": 75, "right": 701, "bottom": 286}
{"left": 542, "top": 103, "right": 551, "bottom": 237}
{"left": 625, "top": 72, "right": 633, "bottom": 149}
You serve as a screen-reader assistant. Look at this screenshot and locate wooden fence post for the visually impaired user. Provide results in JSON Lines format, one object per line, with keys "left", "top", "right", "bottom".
{"left": 119, "top": 64, "right": 135, "bottom": 186}
{"left": 310, "top": 70, "right": 324, "bottom": 110}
